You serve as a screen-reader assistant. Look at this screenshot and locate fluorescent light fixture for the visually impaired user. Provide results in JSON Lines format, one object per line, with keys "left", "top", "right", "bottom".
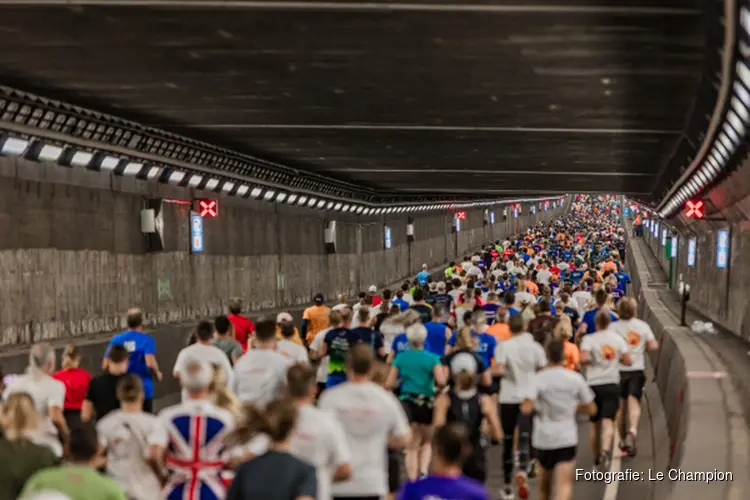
{"left": 316, "top": 200, "right": 326, "bottom": 208}
{"left": 188, "top": 174, "right": 203, "bottom": 187}
{"left": 736, "top": 60, "right": 750, "bottom": 87}
{"left": 70, "top": 151, "right": 93, "bottom": 167}
{"left": 334, "top": 202, "right": 342, "bottom": 211}
{"left": 146, "top": 166, "right": 162, "bottom": 179}
{"left": 123, "top": 162, "right": 143, "bottom": 176}
{"left": 250, "top": 187, "right": 263, "bottom": 198}
{"left": 237, "top": 185, "right": 249, "bottom": 197}
{"left": 341, "top": 204, "right": 350, "bottom": 212}
{"left": 297, "top": 195, "right": 308, "bottom": 205}
{"left": 357, "top": 206, "right": 365, "bottom": 214}
{"left": 205, "top": 178, "right": 220, "bottom": 191}
{"left": 727, "top": 109, "right": 746, "bottom": 139}
{"left": 287, "top": 194, "right": 298, "bottom": 204}
{"left": 307, "top": 197, "right": 317, "bottom": 207}
{"left": 168, "top": 171, "right": 185, "bottom": 184}
{"left": 222, "top": 181, "right": 235, "bottom": 192}
{"left": 263, "top": 190, "right": 276, "bottom": 201}
{"left": 349, "top": 205, "right": 358, "bottom": 213}
{"left": 276, "top": 192, "right": 288, "bottom": 203}
{"left": 1, "top": 137, "right": 29, "bottom": 156}
{"left": 100, "top": 156, "right": 120, "bottom": 171}
{"left": 38, "top": 144, "right": 63, "bottom": 162}
{"left": 326, "top": 201, "right": 334, "bottom": 209}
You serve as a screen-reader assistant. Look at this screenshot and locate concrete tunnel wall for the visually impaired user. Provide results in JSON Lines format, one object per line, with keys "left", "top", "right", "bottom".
{"left": 0, "top": 155, "right": 568, "bottom": 350}
{"left": 628, "top": 188, "right": 750, "bottom": 343}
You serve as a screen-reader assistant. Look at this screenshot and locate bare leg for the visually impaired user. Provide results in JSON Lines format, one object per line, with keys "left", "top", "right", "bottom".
{"left": 589, "top": 422, "right": 599, "bottom": 463}
{"left": 405, "top": 423, "right": 421, "bottom": 480}
{"left": 538, "top": 465, "right": 553, "bottom": 500}
{"left": 418, "top": 424, "right": 433, "bottom": 476}
{"left": 553, "top": 461, "right": 575, "bottom": 500}
{"left": 627, "top": 395, "right": 641, "bottom": 435}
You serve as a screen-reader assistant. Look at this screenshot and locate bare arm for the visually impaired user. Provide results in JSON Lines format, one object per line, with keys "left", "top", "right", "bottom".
{"left": 520, "top": 398, "right": 534, "bottom": 416}
{"left": 81, "top": 400, "right": 95, "bottom": 423}
{"left": 432, "top": 364, "right": 447, "bottom": 389}
{"left": 580, "top": 349, "right": 591, "bottom": 366}
{"left": 646, "top": 339, "right": 659, "bottom": 351}
{"left": 146, "top": 354, "right": 163, "bottom": 382}
{"left": 481, "top": 395, "right": 502, "bottom": 441}
{"left": 620, "top": 351, "right": 633, "bottom": 366}
{"left": 385, "top": 366, "right": 400, "bottom": 391}
{"left": 432, "top": 393, "right": 450, "bottom": 428}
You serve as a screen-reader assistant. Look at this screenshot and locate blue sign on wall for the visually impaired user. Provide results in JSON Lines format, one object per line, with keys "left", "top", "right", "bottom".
{"left": 514, "top": 208, "right": 518, "bottom": 218}
{"left": 624, "top": 206, "right": 629, "bottom": 217}
{"left": 190, "top": 213, "right": 204, "bottom": 253}
{"left": 716, "top": 230, "right": 729, "bottom": 269}
{"left": 661, "top": 229, "right": 667, "bottom": 246}
{"left": 490, "top": 211, "right": 495, "bottom": 224}
{"left": 455, "top": 218, "right": 461, "bottom": 232}
{"left": 687, "top": 238, "right": 697, "bottom": 267}
{"left": 671, "top": 236, "right": 678, "bottom": 258}
{"left": 384, "top": 226, "right": 392, "bottom": 249}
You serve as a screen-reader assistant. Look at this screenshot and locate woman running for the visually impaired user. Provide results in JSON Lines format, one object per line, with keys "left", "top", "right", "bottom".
{"left": 386, "top": 323, "right": 447, "bottom": 480}
{"left": 521, "top": 340, "right": 597, "bottom": 500}
{"left": 433, "top": 352, "right": 501, "bottom": 485}
{"left": 52, "top": 344, "right": 91, "bottom": 430}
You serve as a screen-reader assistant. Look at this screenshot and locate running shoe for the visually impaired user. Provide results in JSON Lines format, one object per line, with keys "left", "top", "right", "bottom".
{"left": 625, "top": 431, "right": 637, "bottom": 457}
{"left": 500, "top": 485, "right": 515, "bottom": 500}
{"left": 598, "top": 451, "right": 611, "bottom": 472}
{"left": 515, "top": 472, "right": 529, "bottom": 500}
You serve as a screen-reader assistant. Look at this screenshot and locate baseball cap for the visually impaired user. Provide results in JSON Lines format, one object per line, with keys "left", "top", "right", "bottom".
{"left": 429, "top": 282, "right": 438, "bottom": 292}
{"left": 313, "top": 292, "right": 324, "bottom": 305}
{"left": 437, "top": 281, "right": 446, "bottom": 290}
{"left": 368, "top": 285, "right": 378, "bottom": 293}
{"left": 276, "top": 312, "right": 293, "bottom": 323}
{"left": 450, "top": 352, "right": 478, "bottom": 375}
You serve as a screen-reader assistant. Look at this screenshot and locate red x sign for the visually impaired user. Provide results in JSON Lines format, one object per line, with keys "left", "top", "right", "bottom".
{"left": 198, "top": 199, "right": 218, "bottom": 218}
{"left": 684, "top": 200, "right": 704, "bottom": 219}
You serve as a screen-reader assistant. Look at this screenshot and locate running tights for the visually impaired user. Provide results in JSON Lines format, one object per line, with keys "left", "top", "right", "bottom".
{"left": 500, "top": 403, "right": 533, "bottom": 483}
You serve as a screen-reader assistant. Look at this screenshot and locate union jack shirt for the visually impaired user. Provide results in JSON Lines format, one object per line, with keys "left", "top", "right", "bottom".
{"left": 159, "top": 399, "right": 236, "bottom": 500}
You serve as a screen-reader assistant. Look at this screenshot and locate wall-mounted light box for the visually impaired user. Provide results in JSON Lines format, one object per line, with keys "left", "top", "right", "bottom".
{"left": 687, "top": 238, "right": 697, "bottom": 267}
{"left": 384, "top": 225, "right": 392, "bottom": 249}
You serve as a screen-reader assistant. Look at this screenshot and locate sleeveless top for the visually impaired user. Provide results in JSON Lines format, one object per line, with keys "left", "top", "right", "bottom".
{"left": 446, "top": 391, "right": 483, "bottom": 445}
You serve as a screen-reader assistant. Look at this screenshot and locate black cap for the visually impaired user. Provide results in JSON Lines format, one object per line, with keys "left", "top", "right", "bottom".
{"left": 313, "top": 292, "right": 324, "bottom": 305}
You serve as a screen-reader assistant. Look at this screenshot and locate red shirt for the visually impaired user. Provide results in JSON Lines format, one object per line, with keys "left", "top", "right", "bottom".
{"left": 229, "top": 314, "right": 255, "bottom": 351}
{"left": 550, "top": 266, "right": 561, "bottom": 275}
{"left": 52, "top": 367, "right": 91, "bottom": 410}
{"left": 372, "top": 296, "right": 383, "bottom": 307}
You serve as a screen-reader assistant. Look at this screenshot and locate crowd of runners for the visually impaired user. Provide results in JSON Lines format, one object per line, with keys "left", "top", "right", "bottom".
{"left": 0, "top": 195, "right": 659, "bottom": 500}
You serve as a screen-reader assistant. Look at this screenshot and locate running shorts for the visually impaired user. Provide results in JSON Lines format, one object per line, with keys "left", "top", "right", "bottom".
{"left": 491, "top": 376, "right": 502, "bottom": 395}
{"left": 620, "top": 370, "right": 646, "bottom": 401}
{"left": 536, "top": 446, "right": 576, "bottom": 470}
{"left": 401, "top": 395, "right": 434, "bottom": 425}
{"left": 590, "top": 384, "right": 620, "bottom": 422}
{"left": 388, "top": 449, "right": 402, "bottom": 493}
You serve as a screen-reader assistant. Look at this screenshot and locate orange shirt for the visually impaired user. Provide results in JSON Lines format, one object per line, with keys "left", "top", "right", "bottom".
{"left": 303, "top": 305, "right": 331, "bottom": 344}
{"left": 526, "top": 281, "right": 539, "bottom": 296}
{"left": 486, "top": 323, "right": 511, "bottom": 343}
{"left": 276, "top": 326, "right": 303, "bottom": 345}
{"left": 564, "top": 342, "right": 581, "bottom": 371}
{"left": 603, "top": 261, "right": 617, "bottom": 273}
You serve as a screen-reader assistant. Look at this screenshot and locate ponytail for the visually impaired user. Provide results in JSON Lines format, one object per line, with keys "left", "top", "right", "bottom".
{"left": 61, "top": 343, "right": 80, "bottom": 370}
{"left": 226, "top": 398, "right": 298, "bottom": 446}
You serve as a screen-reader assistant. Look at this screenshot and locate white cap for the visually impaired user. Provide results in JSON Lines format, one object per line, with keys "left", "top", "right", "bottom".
{"left": 437, "top": 281, "right": 446, "bottom": 290}
{"left": 276, "top": 312, "right": 293, "bottom": 323}
{"left": 368, "top": 285, "right": 378, "bottom": 293}
{"left": 429, "top": 282, "right": 438, "bottom": 291}
{"left": 450, "top": 352, "right": 478, "bottom": 375}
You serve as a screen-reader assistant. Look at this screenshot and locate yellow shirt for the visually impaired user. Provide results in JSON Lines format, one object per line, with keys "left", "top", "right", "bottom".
{"left": 303, "top": 305, "right": 330, "bottom": 344}
{"left": 276, "top": 326, "right": 303, "bottom": 345}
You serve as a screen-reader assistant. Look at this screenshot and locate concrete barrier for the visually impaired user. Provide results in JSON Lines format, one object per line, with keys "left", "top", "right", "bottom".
{"left": 625, "top": 222, "right": 749, "bottom": 500}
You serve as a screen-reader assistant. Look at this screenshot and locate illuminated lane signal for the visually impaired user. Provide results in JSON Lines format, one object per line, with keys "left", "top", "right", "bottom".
{"left": 197, "top": 199, "right": 218, "bottom": 218}
{"left": 684, "top": 200, "right": 704, "bottom": 219}
{"left": 456, "top": 211, "right": 467, "bottom": 220}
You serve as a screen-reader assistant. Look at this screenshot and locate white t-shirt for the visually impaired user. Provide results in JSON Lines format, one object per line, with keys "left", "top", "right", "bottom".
{"left": 276, "top": 339, "right": 309, "bottom": 365}
{"left": 291, "top": 404, "right": 352, "bottom": 500}
{"left": 173, "top": 343, "right": 234, "bottom": 402}
{"left": 572, "top": 291, "right": 592, "bottom": 312}
{"left": 536, "top": 269, "right": 552, "bottom": 285}
{"left": 3, "top": 373, "right": 66, "bottom": 456}
{"left": 311, "top": 328, "right": 332, "bottom": 382}
{"left": 402, "top": 293, "right": 415, "bottom": 306}
{"left": 580, "top": 330, "right": 629, "bottom": 386}
{"left": 319, "top": 381, "right": 410, "bottom": 497}
{"left": 448, "top": 289, "right": 463, "bottom": 305}
{"left": 526, "top": 367, "right": 594, "bottom": 450}
{"left": 611, "top": 318, "right": 655, "bottom": 372}
{"left": 332, "top": 303, "right": 350, "bottom": 312}
{"left": 515, "top": 291, "right": 536, "bottom": 306}
{"left": 495, "top": 333, "right": 547, "bottom": 404}
{"left": 351, "top": 303, "right": 378, "bottom": 329}
{"left": 97, "top": 410, "right": 167, "bottom": 500}
{"left": 233, "top": 349, "right": 291, "bottom": 407}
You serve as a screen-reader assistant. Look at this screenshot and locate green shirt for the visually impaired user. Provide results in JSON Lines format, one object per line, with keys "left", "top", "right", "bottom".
{"left": 20, "top": 465, "right": 126, "bottom": 500}
{"left": 0, "top": 438, "right": 59, "bottom": 500}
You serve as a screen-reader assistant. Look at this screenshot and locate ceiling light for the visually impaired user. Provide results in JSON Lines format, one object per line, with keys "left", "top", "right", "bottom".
{"left": 222, "top": 181, "right": 235, "bottom": 192}
{"left": 316, "top": 200, "right": 326, "bottom": 209}
{"left": 341, "top": 204, "right": 349, "bottom": 211}
{"left": 205, "top": 178, "right": 219, "bottom": 191}
{"left": 146, "top": 166, "right": 162, "bottom": 180}
{"left": 276, "top": 192, "right": 288, "bottom": 203}
{"left": 38, "top": 144, "right": 63, "bottom": 162}
{"left": 100, "top": 156, "right": 120, "bottom": 171}
{"left": 357, "top": 206, "right": 365, "bottom": 214}
{"left": 297, "top": 195, "right": 308, "bottom": 205}
{"left": 168, "top": 171, "right": 185, "bottom": 184}
{"left": 326, "top": 201, "right": 335, "bottom": 209}
{"left": 287, "top": 194, "right": 298, "bottom": 204}
{"left": 263, "top": 190, "right": 276, "bottom": 201}
{"left": 307, "top": 197, "right": 317, "bottom": 207}
{"left": 334, "top": 202, "right": 342, "bottom": 211}
{"left": 250, "top": 187, "right": 263, "bottom": 198}
{"left": 0, "top": 136, "right": 29, "bottom": 156}
{"left": 237, "top": 185, "right": 249, "bottom": 197}
{"left": 122, "top": 162, "right": 143, "bottom": 176}
{"left": 70, "top": 151, "right": 93, "bottom": 167}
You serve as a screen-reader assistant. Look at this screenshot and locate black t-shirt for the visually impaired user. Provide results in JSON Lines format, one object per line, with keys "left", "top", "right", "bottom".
{"left": 85, "top": 372, "right": 124, "bottom": 421}
{"left": 411, "top": 304, "right": 433, "bottom": 324}
{"left": 227, "top": 451, "right": 316, "bottom": 500}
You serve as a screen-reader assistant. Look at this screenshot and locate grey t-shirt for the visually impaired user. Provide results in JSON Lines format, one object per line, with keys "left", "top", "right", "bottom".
{"left": 495, "top": 333, "right": 547, "bottom": 404}
{"left": 580, "top": 329, "right": 629, "bottom": 386}
{"left": 213, "top": 338, "right": 243, "bottom": 365}
{"left": 227, "top": 451, "right": 317, "bottom": 500}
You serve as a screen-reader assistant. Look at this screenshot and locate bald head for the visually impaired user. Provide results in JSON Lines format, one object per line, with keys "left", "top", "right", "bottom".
{"left": 126, "top": 308, "right": 144, "bottom": 330}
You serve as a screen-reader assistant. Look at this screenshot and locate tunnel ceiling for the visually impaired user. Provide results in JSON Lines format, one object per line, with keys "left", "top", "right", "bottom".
{"left": 0, "top": 0, "right": 706, "bottom": 200}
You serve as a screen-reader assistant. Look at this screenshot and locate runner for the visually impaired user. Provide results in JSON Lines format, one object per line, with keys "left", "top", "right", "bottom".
{"left": 213, "top": 315, "right": 243, "bottom": 366}
{"left": 494, "top": 315, "right": 547, "bottom": 500}
{"left": 303, "top": 292, "right": 331, "bottom": 346}
{"left": 521, "top": 340, "right": 596, "bottom": 500}
{"left": 433, "top": 352, "right": 502, "bottom": 484}
{"left": 317, "top": 309, "right": 360, "bottom": 389}
{"left": 82, "top": 345, "right": 130, "bottom": 422}
{"left": 577, "top": 288, "right": 618, "bottom": 339}
{"left": 385, "top": 323, "right": 447, "bottom": 480}
{"left": 580, "top": 311, "right": 632, "bottom": 470}
{"left": 173, "top": 320, "right": 234, "bottom": 402}
{"left": 277, "top": 322, "right": 311, "bottom": 364}
{"left": 424, "top": 305, "right": 452, "bottom": 358}
{"left": 611, "top": 298, "right": 658, "bottom": 457}
{"left": 227, "top": 297, "right": 255, "bottom": 352}
{"left": 52, "top": 344, "right": 91, "bottom": 430}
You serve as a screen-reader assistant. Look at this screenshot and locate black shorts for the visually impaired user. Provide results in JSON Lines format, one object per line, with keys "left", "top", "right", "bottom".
{"left": 590, "top": 384, "right": 620, "bottom": 422}
{"left": 491, "top": 376, "right": 502, "bottom": 395}
{"left": 401, "top": 398, "right": 434, "bottom": 425}
{"left": 536, "top": 447, "right": 577, "bottom": 470}
{"left": 620, "top": 370, "right": 646, "bottom": 401}
{"left": 388, "top": 449, "right": 402, "bottom": 493}
{"left": 142, "top": 398, "right": 153, "bottom": 414}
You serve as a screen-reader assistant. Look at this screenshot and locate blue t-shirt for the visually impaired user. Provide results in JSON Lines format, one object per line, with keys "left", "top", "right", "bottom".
{"left": 392, "top": 298, "right": 410, "bottom": 312}
{"left": 581, "top": 309, "right": 619, "bottom": 335}
{"left": 447, "top": 331, "right": 497, "bottom": 368}
{"left": 482, "top": 303, "right": 500, "bottom": 325}
{"left": 398, "top": 475, "right": 488, "bottom": 500}
{"left": 569, "top": 270, "right": 584, "bottom": 283}
{"left": 393, "top": 349, "right": 441, "bottom": 398}
{"left": 562, "top": 251, "right": 573, "bottom": 262}
{"left": 105, "top": 331, "right": 156, "bottom": 399}
{"left": 350, "top": 327, "right": 384, "bottom": 353}
{"left": 507, "top": 307, "right": 520, "bottom": 317}
{"left": 392, "top": 333, "right": 433, "bottom": 357}
{"left": 615, "top": 272, "right": 631, "bottom": 293}
{"left": 424, "top": 322, "right": 449, "bottom": 358}
{"left": 324, "top": 328, "right": 360, "bottom": 388}
{"left": 417, "top": 271, "right": 431, "bottom": 286}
